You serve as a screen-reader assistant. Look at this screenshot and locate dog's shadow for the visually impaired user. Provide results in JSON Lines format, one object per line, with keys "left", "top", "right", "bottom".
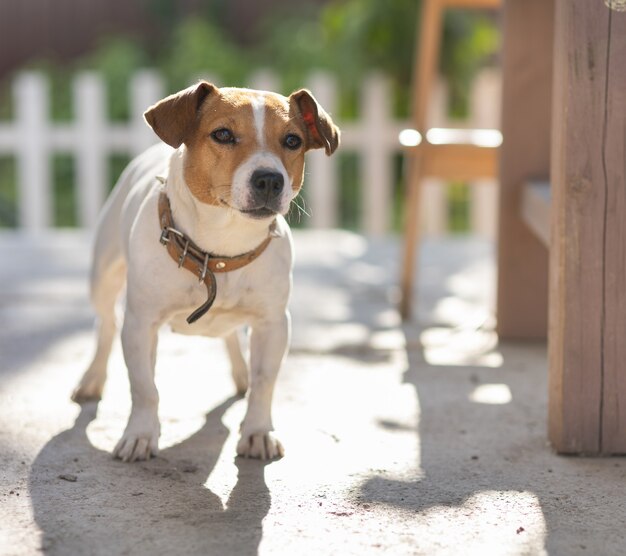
{"left": 29, "top": 396, "right": 271, "bottom": 555}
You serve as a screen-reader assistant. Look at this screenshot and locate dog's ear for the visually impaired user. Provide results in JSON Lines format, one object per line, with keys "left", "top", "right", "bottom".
{"left": 144, "top": 81, "right": 216, "bottom": 148}
{"left": 289, "top": 89, "right": 340, "bottom": 156}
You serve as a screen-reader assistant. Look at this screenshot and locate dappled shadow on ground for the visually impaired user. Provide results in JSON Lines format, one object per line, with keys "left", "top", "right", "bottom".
{"left": 29, "top": 397, "right": 272, "bottom": 556}
{"left": 290, "top": 234, "right": 495, "bottom": 368}
{"left": 0, "top": 307, "right": 93, "bottom": 380}
{"left": 289, "top": 234, "right": 403, "bottom": 367}
{"left": 0, "top": 233, "right": 93, "bottom": 381}
{"left": 359, "top": 337, "right": 626, "bottom": 554}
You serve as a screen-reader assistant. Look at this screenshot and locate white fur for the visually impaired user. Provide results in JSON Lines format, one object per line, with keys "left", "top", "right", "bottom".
{"left": 73, "top": 132, "right": 293, "bottom": 460}
{"left": 230, "top": 151, "right": 292, "bottom": 215}
{"left": 251, "top": 93, "right": 266, "bottom": 148}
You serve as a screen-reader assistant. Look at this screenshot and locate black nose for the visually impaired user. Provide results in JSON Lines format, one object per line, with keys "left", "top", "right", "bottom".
{"left": 251, "top": 170, "right": 284, "bottom": 199}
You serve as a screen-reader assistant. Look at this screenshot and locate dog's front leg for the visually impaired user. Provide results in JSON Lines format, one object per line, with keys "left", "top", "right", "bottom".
{"left": 113, "top": 307, "right": 161, "bottom": 462}
{"left": 237, "top": 311, "right": 289, "bottom": 460}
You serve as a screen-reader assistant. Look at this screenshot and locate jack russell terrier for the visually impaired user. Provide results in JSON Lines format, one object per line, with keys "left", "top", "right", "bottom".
{"left": 71, "top": 81, "right": 340, "bottom": 461}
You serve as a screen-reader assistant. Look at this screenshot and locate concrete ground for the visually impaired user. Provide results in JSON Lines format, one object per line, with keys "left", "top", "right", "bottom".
{"left": 1, "top": 230, "right": 625, "bottom": 556}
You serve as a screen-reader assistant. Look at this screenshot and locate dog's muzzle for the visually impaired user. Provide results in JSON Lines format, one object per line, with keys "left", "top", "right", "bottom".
{"left": 240, "top": 169, "right": 285, "bottom": 218}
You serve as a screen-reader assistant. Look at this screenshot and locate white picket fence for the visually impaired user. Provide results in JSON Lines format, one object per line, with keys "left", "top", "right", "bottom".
{"left": 0, "top": 69, "right": 500, "bottom": 236}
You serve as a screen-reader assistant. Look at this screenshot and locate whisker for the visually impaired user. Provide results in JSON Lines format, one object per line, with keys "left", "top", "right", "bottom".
{"left": 293, "top": 193, "right": 311, "bottom": 218}
{"left": 288, "top": 196, "right": 311, "bottom": 223}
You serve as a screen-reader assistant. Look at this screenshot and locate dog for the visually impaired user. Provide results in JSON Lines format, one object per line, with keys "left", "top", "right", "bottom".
{"left": 71, "top": 81, "right": 340, "bottom": 461}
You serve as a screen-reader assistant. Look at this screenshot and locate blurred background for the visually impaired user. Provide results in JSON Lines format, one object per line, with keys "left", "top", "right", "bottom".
{"left": 0, "top": 0, "right": 499, "bottom": 234}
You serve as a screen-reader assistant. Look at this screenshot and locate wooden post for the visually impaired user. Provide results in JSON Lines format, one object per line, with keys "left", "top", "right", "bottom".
{"left": 549, "top": 0, "right": 626, "bottom": 454}
{"left": 496, "top": 0, "right": 554, "bottom": 339}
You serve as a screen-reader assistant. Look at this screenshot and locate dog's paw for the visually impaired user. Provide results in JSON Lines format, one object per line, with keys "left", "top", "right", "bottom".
{"left": 113, "top": 414, "right": 160, "bottom": 463}
{"left": 71, "top": 373, "right": 105, "bottom": 403}
{"left": 237, "top": 431, "right": 284, "bottom": 460}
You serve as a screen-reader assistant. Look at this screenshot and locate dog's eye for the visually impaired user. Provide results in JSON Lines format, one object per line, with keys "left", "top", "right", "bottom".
{"left": 283, "top": 134, "right": 303, "bottom": 150}
{"left": 211, "top": 128, "right": 236, "bottom": 145}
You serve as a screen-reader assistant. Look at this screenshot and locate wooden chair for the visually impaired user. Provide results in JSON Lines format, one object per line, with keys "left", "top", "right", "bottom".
{"left": 399, "top": 0, "right": 501, "bottom": 319}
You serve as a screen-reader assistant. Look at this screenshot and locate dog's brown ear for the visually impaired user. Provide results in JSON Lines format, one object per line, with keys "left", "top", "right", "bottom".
{"left": 290, "top": 89, "right": 340, "bottom": 156}
{"left": 144, "top": 81, "right": 216, "bottom": 148}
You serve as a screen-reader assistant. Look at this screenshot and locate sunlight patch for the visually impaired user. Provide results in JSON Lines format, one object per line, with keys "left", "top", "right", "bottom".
{"left": 469, "top": 383, "right": 512, "bottom": 405}
{"left": 420, "top": 326, "right": 502, "bottom": 368}
{"left": 420, "top": 490, "right": 547, "bottom": 555}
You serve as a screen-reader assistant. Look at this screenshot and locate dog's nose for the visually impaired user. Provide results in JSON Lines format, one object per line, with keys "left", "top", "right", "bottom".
{"left": 251, "top": 170, "right": 284, "bottom": 199}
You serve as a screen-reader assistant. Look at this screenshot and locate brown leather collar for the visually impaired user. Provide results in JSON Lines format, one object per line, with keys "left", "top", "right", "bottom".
{"left": 158, "top": 190, "right": 274, "bottom": 324}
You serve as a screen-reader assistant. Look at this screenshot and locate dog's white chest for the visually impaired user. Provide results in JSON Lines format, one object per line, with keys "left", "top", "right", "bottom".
{"left": 168, "top": 304, "right": 256, "bottom": 337}
{"left": 164, "top": 264, "right": 281, "bottom": 338}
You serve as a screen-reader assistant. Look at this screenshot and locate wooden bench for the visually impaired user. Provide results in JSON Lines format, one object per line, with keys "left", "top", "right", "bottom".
{"left": 404, "top": 0, "right": 626, "bottom": 455}
{"left": 499, "top": 0, "right": 626, "bottom": 455}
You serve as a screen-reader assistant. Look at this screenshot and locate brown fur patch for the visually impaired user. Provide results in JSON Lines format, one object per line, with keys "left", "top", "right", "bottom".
{"left": 184, "top": 91, "right": 258, "bottom": 206}
{"left": 183, "top": 89, "right": 310, "bottom": 205}
{"left": 144, "top": 82, "right": 215, "bottom": 149}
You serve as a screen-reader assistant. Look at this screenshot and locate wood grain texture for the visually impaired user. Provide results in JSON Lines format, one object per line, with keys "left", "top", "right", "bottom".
{"left": 598, "top": 8, "right": 626, "bottom": 453}
{"left": 548, "top": 1, "right": 626, "bottom": 454}
{"left": 496, "top": 0, "right": 553, "bottom": 339}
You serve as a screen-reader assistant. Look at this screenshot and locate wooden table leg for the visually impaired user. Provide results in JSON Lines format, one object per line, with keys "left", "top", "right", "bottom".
{"left": 549, "top": 0, "right": 626, "bottom": 454}
{"left": 496, "top": 0, "right": 554, "bottom": 340}
{"left": 400, "top": 0, "right": 444, "bottom": 320}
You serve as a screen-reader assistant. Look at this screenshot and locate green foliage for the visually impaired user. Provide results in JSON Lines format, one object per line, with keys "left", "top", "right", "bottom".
{"left": 256, "top": 0, "right": 418, "bottom": 117}
{"left": 319, "top": 0, "right": 498, "bottom": 117}
{"left": 256, "top": 8, "right": 334, "bottom": 94}
{"left": 441, "top": 12, "right": 499, "bottom": 117}
{"left": 257, "top": 0, "right": 498, "bottom": 118}
{"left": 109, "top": 154, "right": 131, "bottom": 192}
{"left": 163, "top": 18, "right": 249, "bottom": 91}
{"left": 0, "top": 80, "right": 12, "bottom": 121}
{"left": 81, "top": 37, "right": 147, "bottom": 120}
{"left": 322, "top": 0, "right": 419, "bottom": 89}
{"left": 447, "top": 182, "right": 470, "bottom": 233}
{"left": 338, "top": 153, "right": 361, "bottom": 231}
{"left": 0, "top": 156, "right": 17, "bottom": 228}
{"left": 52, "top": 154, "right": 77, "bottom": 227}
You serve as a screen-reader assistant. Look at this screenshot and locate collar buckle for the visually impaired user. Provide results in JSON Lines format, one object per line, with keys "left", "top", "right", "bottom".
{"left": 160, "top": 226, "right": 185, "bottom": 246}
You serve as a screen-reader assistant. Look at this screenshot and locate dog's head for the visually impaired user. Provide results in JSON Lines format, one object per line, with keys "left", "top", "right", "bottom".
{"left": 144, "top": 82, "right": 340, "bottom": 220}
